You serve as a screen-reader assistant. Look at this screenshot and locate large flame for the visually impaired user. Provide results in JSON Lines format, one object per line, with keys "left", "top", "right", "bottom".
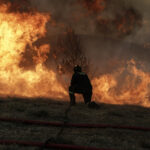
{"left": 0, "top": 3, "right": 67, "bottom": 98}
{"left": 0, "top": 3, "right": 149, "bottom": 107}
{"left": 92, "top": 60, "right": 150, "bottom": 107}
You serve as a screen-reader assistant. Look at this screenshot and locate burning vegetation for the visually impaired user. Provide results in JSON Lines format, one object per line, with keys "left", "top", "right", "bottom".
{"left": 50, "top": 27, "right": 90, "bottom": 74}
{"left": 0, "top": 0, "right": 149, "bottom": 107}
{"left": 0, "top": 1, "right": 67, "bottom": 99}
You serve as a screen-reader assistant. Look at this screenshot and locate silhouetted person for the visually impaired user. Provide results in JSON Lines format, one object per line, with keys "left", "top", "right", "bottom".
{"left": 69, "top": 65, "right": 92, "bottom": 105}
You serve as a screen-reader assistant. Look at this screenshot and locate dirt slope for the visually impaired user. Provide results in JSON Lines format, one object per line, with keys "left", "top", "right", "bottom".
{"left": 0, "top": 97, "right": 149, "bottom": 150}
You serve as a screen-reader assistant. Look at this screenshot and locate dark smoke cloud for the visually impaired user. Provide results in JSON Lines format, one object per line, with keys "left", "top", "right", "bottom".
{"left": 1, "top": 0, "right": 148, "bottom": 76}
{"left": 80, "top": 0, "right": 142, "bottom": 38}
{"left": 28, "top": 0, "right": 147, "bottom": 76}
{"left": 3, "top": 0, "right": 143, "bottom": 39}
{"left": 96, "top": 8, "right": 142, "bottom": 38}
{"left": 0, "top": 0, "right": 32, "bottom": 12}
{"left": 30, "top": 0, "right": 143, "bottom": 39}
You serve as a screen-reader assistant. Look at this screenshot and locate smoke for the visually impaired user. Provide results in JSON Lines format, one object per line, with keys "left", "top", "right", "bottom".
{"left": 2, "top": 0, "right": 147, "bottom": 75}
{"left": 0, "top": 0, "right": 32, "bottom": 13}
{"left": 1, "top": 0, "right": 150, "bottom": 105}
{"left": 30, "top": 0, "right": 142, "bottom": 37}
{"left": 28, "top": 0, "right": 150, "bottom": 79}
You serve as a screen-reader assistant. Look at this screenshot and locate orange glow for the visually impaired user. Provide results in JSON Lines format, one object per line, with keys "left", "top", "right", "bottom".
{"left": 0, "top": 3, "right": 149, "bottom": 107}
{"left": 0, "top": 3, "right": 67, "bottom": 99}
{"left": 115, "top": 8, "right": 142, "bottom": 37}
{"left": 92, "top": 60, "right": 150, "bottom": 107}
{"left": 82, "top": 0, "right": 106, "bottom": 13}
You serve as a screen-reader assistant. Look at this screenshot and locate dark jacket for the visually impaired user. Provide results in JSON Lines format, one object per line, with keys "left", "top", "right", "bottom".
{"left": 70, "top": 72, "right": 92, "bottom": 92}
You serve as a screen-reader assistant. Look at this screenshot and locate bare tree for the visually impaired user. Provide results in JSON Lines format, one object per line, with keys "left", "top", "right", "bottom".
{"left": 53, "top": 27, "right": 90, "bottom": 74}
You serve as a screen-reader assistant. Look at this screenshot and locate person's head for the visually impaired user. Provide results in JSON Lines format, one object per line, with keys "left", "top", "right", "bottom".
{"left": 74, "top": 65, "right": 82, "bottom": 73}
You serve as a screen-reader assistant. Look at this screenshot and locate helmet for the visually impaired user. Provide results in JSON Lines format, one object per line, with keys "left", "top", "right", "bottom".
{"left": 74, "top": 65, "right": 82, "bottom": 72}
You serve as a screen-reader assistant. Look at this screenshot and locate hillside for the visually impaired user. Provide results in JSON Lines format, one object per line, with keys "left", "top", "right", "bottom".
{"left": 0, "top": 97, "right": 150, "bottom": 150}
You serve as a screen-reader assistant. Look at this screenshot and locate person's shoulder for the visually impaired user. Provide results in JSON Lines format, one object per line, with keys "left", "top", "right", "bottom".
{"left": 73, "top": 72, "right": 87, "bottom": 76}
{"left": 78, "top": 72, "right": 87, "bottom": 76}
{"left": 72, "top": 72, "right": 79, "bottom": 77}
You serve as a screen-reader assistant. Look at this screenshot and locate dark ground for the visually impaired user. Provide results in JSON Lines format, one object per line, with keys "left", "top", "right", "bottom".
{"left": 0, "top": 97, "right": 149, "bottom": 150}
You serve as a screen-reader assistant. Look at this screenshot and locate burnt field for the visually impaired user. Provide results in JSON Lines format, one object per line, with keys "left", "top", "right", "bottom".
{"left": 0, "top": 98, "right": 149, "bottom": 150}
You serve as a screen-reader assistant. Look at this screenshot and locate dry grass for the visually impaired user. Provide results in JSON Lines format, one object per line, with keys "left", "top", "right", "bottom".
{"left": 0, "top": 97, "right": 149, "bottom": 150}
